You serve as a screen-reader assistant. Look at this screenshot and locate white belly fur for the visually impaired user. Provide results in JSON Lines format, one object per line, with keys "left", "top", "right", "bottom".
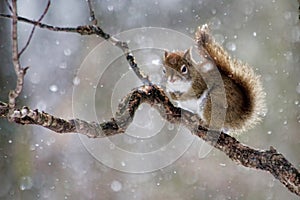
{"left": 166, "top": 79, "right": 209, "bottom": 119}
{"left": 175, "top": 92, "right": 207, "bottom": 120}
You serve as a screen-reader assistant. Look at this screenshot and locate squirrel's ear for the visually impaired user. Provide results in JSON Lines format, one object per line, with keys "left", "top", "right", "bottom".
{"left": 183, "top": 48, "right": 192, "bottom": 62}
{"left": 164, "top": 51, "right": 169, "bottom": 58}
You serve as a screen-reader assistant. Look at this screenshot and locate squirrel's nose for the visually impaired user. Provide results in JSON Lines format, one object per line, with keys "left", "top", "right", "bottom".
{"left": 168, "top": 77, "right": 176, "bottom": 83}
{"left": 167, "top": 76, "right": 177, "bottom": 83}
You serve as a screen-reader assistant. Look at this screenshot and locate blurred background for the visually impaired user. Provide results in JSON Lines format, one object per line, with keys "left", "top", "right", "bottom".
{"left": 0, "top": 0, "right": 299, "bottom": 199}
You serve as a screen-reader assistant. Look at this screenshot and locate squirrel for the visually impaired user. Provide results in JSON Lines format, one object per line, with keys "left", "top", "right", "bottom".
{"left": 163, "top": 24, "right": 266, "bottom": 133}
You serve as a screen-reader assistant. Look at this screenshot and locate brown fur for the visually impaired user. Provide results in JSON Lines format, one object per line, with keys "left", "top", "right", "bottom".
{"left": 163, "top": 24, "right": 266, "bottom": 133}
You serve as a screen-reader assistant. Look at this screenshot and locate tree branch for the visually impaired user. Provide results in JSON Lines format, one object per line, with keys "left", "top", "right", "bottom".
{"left": 0, "top": 85, "right": 299, "bottom": 195}
{"left": 5, "top": 0, "right": 13, "bottom": 13}
{"left": 7, "top": 0, "right": 29, "bottom": 121}
{"left": 86, "top": 0, "right": 97, "bottom": 25}
{"left": 18, "top": 0, "right": 51, "bottom": 57}
{"left": 0, "top": 14, "right": 151, "bottom": 85}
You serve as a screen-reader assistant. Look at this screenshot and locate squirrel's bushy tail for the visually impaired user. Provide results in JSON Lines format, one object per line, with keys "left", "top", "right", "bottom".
{"left": 195, "top": 24, "right": 266, "bottom": 133}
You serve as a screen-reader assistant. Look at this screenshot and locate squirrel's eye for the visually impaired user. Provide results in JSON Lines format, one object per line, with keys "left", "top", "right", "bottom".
{"left": 162, "top": 68, "right": 166, "bottom": 74}
{"left": 181, "top": 65, "right": 188, "bottom": 74}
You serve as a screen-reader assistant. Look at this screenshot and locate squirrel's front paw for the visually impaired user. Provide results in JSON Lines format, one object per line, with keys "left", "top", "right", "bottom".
{"left": 170, "top": 92, "right": 182, "bottom": 100}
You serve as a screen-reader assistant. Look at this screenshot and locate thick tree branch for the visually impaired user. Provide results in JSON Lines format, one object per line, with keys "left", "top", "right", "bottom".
{"left": 0, "top": 85, "right": 299, "bottom": 195}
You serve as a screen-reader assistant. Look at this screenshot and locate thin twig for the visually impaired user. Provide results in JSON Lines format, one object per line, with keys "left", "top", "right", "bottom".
{"left": 11, "top": 0, "right": 19, "bottom": 72}
{"left": 8, "top": 0, "right": 28, "bottom": 120}
{"left": 109, "top": 36, "right": 152, "bottom": 85}
{"left": 18, "top": 0, "right": 51, "bottom": 56}
{"left": 86, "top": 0, "right": 97, "bottom": 25}
{"left": 0, "top": 14, "right": 152, "bottom": 85}
{"left": 0, "top": 13, "right": 89, "bottom": 33}
{"left": 5, "top": 0, "right": 13, "bottom": 13}
{"left": 83, "top": 0, "right": 150, "bottom": 85}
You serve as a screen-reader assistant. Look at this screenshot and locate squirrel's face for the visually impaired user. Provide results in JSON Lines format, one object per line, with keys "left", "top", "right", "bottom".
{"left": 163, "top": 49, "right": 193, "bottom": 93}
{"left": 163, "top": 50, "right": 193, "bottom": 81}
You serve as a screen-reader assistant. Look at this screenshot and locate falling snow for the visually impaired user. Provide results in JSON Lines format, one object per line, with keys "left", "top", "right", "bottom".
{"left": 19, "top": 176, "right": 33, "bottom": 191}
{"left": 111, "top": 180, "right": 122, "bottom": 192}
{"left": 49, "top": 84, "right": 58, "bottom": 92}
{"left": 0, "top": 0, "right": 298, "bottom": 200}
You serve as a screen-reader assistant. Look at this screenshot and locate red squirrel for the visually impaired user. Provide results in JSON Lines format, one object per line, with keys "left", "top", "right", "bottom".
{"left": 163, "top": 24, "right": 266, "bottom": 133}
